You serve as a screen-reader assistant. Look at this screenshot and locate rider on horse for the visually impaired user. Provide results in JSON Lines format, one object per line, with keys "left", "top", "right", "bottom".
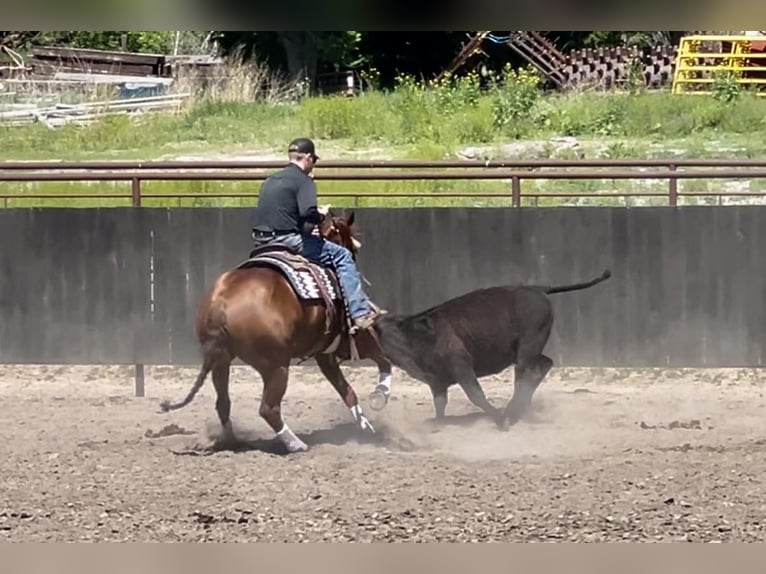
{"left": 251, "top": 137, "right": 385, "bottom": 333}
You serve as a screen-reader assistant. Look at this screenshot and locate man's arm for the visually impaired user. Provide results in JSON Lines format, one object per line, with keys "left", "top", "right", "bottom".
{"left": 296, "top": 176, "right": 324, "bottom": 231}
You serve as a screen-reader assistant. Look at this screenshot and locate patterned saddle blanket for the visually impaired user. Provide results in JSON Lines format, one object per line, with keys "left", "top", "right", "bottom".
{"left": 235, "top": 246, "right": 342, "bottom": 303}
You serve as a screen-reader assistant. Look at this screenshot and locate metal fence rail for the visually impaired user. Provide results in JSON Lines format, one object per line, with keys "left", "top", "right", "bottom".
{"left": 2, "top": 159, "right": 766, "bottom": 207}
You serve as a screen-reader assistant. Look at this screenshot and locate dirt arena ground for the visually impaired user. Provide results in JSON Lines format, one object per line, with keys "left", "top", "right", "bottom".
{"left": 1, "top": 363, "right": 765, "bottom": 542}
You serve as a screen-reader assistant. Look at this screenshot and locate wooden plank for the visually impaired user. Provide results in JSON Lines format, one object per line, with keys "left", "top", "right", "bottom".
{"left": 119, "top": 207, "right": 153, "bottom": 364}
{"left": 0, "top": 209, "right": 36, "bottom": 362}
{"left": 677, "top": 207, "right": 705, "bottom": 366}
{"left": 31, "top": 46, "right": 166, "bottom": 67}
{"left": 53, "top": 72, "right": 175, "bottom": 85}
{"left": 547, "top": 209, "right": 578, "bottom": 366}
{"left": 31, "top": 61, "right": 160, "bottom": 76}
{"left": 570, "top": 207, "right": 613, "bottom": 366}
{"left": 152, "top": 208, "right": 196, "bottom": 364}
{"left": 746, "top": 207, "right": 766, "bottom": 365}
{"left": 606, "top": 208, "right": 630, "bottom": 365}
{"left": 658, "top": 207, "right": 683, "bottom": 367}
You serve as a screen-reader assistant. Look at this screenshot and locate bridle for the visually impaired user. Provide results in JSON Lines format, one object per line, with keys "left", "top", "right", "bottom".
{"left": 321, "top": 215, "right": 369, "bottom": 285}
{"left": 323, "top": 215, "right": 360, "bottom": 259}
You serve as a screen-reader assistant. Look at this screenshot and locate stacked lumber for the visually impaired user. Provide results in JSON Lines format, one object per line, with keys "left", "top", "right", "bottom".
{"left": 28, "top": 46, "right": 171, "bottom": 78}
{"left": 0, "top": 93, "right": 189, "bottom": 128}
{"left": 0, "top": 46, "right": 202, "bottom": 128}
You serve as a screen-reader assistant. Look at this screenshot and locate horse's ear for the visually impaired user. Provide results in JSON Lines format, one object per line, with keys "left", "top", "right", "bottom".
{"left": 347, "top": 210, "right": 355, "bottom": 227}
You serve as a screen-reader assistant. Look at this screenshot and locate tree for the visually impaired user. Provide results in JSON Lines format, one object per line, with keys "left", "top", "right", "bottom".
{"left": 213, "top": 31, "right": 365, "bottom": 88}
{"left": 546, "top": 31, "right": 687, "bottom": 50}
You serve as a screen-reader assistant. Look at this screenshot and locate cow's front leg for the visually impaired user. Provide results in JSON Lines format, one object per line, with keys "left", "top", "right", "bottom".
{"left": 457, "top": 375, "right": 505, "bottom": 429}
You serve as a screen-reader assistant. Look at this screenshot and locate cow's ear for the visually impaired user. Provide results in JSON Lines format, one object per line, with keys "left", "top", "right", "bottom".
{"left": 347, "top": 211, "right": 355, "bottom": 227}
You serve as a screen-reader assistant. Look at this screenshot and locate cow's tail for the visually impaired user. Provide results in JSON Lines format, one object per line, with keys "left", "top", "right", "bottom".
{"left": 159, "top": 299, "right": 231, "bottom": 413}
{"left": 542, "top": 269, "right": 612, "bottom": 295}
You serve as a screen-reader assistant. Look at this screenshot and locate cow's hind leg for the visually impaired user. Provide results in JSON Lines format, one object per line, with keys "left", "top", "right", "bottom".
{"left": 504, "top": 354, "right": 553, "bottom": 427}
{"left": 316, "top": 354, "right": 375, "bottom": 434}
{"left": 259, "top": 364, "right": 308, "bottom": 453}
{"left": 430, "top": 384, "right": 449, "bottom": 420}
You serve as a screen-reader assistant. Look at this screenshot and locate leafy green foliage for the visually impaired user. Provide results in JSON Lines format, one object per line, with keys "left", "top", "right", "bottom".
{"left": 35, "top": 31, "right": 180, "bottom": 53}
{"left": 489, "top": 64, "right": 543, "bottom": 136}
{"left": 711, "top": 71, "right": 743, "bottom": 104}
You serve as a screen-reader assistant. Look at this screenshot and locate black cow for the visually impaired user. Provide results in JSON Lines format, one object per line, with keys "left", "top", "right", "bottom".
{"left": 372, "top": 269, "right": 612, "bottom": 429}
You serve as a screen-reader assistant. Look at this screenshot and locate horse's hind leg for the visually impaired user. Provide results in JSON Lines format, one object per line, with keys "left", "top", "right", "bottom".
{"left": 258, "top": 364, "right": 308, "bottom": 453}
{"left": 211, "top": 363, "right": 236, "bottom": 446}
{"left": 316, "top": 354, "right": 375, "bottom": 434}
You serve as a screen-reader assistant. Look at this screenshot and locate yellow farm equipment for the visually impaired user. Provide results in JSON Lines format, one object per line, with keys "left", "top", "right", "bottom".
{"left": 672, "top": 33, "right": 766, "bottom": 96}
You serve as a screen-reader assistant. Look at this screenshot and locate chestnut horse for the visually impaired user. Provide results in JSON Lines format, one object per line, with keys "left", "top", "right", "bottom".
{"left": 159, "top": 211, "right": 393, "bottom": 453}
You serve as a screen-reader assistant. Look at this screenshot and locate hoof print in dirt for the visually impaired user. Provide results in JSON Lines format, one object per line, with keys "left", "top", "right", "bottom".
{"left": 657, "top": 443, "right": 726, "bottom": 454}
{"left": 145, "top": 424, "right": 196, "bottom": 439}
{"left": 388, "top": 436, "right": 417, "bottom": 452}
{"left": 190, "top": 510, "right": 251, "bottom": 528}
{"left": 639, "top": 419, "right": 702, "bottom": 431}
{"left": 667, "top": 419, "right": 702, "bottom": 430}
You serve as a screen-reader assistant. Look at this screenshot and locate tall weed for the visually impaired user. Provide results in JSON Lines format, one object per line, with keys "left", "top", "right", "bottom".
{"left": 490, "top": 64, "right": 543, "bottom": 137}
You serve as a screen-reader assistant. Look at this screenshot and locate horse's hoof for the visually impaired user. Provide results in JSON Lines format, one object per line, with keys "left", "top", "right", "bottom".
{"left": 358, "top": 417, "right": 376, "bottom": 434}
{"left": 281, "top": 436, "right": 309, "bottom": 453}
{"left": 368, "top": 385, "right": 390, "bottom": 411}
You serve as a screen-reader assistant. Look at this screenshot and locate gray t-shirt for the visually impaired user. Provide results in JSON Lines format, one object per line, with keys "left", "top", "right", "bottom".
{"left": 251, "top": 163, "right": 324, "bottom": 234}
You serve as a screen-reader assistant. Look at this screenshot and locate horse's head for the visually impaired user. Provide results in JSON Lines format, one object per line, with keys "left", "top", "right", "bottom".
{"left": 321, "top": 210, "right": 363, "bottom": 261}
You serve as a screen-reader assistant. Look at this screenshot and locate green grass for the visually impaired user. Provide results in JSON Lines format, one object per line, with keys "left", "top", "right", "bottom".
{"left": 3, "top": 66, "right": 766, "bottom": 207}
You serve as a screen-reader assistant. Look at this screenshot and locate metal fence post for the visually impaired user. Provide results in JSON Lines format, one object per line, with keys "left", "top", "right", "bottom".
{"left": 511, "top": 176, "right": 521, "bottom": 207}
{"left": 668, "top": 164, "right": 678, "bottom": 206}
{"left": 131, "top": 177, "right": 142, "bottom": 207}
{"left": 134, "top": 364, "right": 145, "bottom": 397}
{"left": 131, "top": 176, "right": 144, "bottom": 396}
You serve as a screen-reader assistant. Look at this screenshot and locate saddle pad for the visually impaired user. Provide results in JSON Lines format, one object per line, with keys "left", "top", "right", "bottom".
{"left": 236, "top": 253, "right": 340, "bottom": 302}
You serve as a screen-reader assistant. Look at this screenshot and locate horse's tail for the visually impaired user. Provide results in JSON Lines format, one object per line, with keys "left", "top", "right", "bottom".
{"left": 542, "top": 269, "right": 612, "bottom": 295}
{"left": 159, "top": 299, "right": 231, "bottom": 413}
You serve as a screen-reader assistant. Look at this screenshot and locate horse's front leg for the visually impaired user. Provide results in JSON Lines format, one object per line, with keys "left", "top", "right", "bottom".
{"left": 368, "top": 355, "right": 393, "bottom": 411}
{"left": 350, "top": 329, "right": 394, "bottom": 412}
{"left": 315, "top": 354, "right": 375, "bottom": 434}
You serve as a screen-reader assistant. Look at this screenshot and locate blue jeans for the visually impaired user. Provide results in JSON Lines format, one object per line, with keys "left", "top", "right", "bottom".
{"left": 253, "top": 232, "right": 372, "bottom": 320}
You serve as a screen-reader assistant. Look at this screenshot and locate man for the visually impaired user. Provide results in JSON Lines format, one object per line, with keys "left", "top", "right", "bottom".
{"left": 251, "top": 137, "right": 384, "bottom": 332}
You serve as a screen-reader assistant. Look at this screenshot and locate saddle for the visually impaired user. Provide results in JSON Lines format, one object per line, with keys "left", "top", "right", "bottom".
{"left": 237, "top": 245, "right": 347, "bottom": 336}
{"left": 248, "top": 243, "right": 301, "bottom": 258}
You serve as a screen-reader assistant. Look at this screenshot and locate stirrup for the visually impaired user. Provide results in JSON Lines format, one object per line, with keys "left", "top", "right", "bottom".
{"left": 369, "top": 301, "right": 388, "bottom": 316}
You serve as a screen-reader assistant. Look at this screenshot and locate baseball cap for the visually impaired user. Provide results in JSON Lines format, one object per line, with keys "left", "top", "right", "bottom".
{"left": 288, "top": 137, "right": 319, "bottom": 159}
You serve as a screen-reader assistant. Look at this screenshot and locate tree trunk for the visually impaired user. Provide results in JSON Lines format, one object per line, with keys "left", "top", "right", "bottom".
{"left": 279, "top": 32, "right": 319, "bottom": 90}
